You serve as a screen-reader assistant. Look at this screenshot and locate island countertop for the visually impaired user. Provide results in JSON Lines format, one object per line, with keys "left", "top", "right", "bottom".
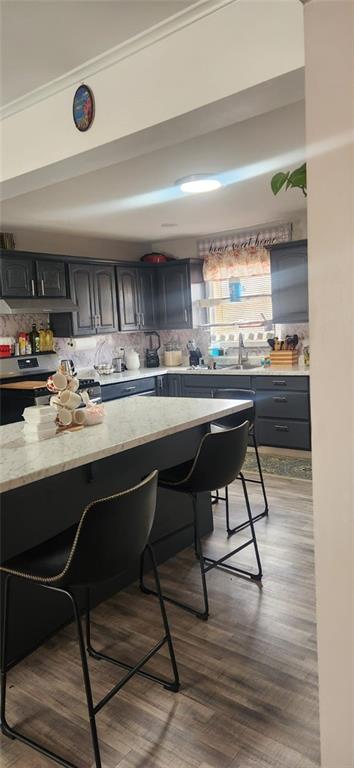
{"left": 0, "top": 396, "right": 251, "bottom": 494}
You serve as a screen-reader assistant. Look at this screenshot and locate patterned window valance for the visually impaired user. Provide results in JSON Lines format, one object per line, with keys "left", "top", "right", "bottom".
{"left": 199, "top": 223, "right": 291, "bottom": 281}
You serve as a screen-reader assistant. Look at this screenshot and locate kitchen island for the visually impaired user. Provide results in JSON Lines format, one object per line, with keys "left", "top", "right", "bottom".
{"left": 0, "top": 395, "right": 251, "bottom": 666}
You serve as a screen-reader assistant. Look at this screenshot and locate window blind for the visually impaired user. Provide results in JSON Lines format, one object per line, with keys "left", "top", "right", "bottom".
{"left": 209, "top": 275, "right": 272, "bottom": 338}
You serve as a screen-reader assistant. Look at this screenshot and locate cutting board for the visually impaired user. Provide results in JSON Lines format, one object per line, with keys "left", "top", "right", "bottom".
{"left": 0, "top": 380, "right": 48, "bottom": 390}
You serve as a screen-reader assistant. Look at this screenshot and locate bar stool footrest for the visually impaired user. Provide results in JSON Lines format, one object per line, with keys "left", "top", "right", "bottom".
{"left": 1, "top": 720, "right": 77, "bottom": 768}
{"left": 140, "top": 583, "right": 209, "bottom": 620}
{"left": 86, "top": 636, "right": 179, "bottom": 709}
{"left": 202, "top": 555, "right": 262, "bottom": 580}
{"left": 226, "top": 509, "right": 268, "bottom": 536}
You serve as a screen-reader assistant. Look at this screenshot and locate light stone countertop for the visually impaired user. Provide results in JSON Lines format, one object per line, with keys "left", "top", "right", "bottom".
{"left": 92, "top": 365, "right": 310, "bottom": 386}
{"left": 0, "top": 396, "right": 252, "bottom": 494}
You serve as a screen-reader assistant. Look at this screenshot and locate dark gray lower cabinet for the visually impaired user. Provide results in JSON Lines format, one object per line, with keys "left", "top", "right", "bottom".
{"left": 256, "top": 419, "right": 310, "bottom": 450}
{"left": 101, "top": 377, "right": 156, "bottom": 401}
{"left": 177, "top": 373, "right": 311, "bottom": 450}
{"left": 253, "top": 375, "right": 310, "bottom": 449}
{"left": 168, "top": 374, "right": 182, "bottom": 397}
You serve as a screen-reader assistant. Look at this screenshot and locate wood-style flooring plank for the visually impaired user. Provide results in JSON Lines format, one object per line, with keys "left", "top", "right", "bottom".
{"left": 0, "top": 473, "right": 320, "bottom": 768}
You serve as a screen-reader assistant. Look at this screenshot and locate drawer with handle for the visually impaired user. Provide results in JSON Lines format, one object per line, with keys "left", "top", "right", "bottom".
{"left": 182, "top": 374, "right": 251, "bottom": 389}
{"left": 256, "top": 391, "right": 309, "bottom": 420}
{"left": 256, "top": 418, "right": 311, "bottom": 450}
{"left": 101, "top": 377, "right": 156, "bottom": 401}
{"left": 252, "top": 375, "right": 309, "bottom": 392}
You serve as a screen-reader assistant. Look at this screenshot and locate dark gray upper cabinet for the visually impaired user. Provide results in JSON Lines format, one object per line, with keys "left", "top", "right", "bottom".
{"left": 116, "top": 265, "right": 159, "bottom": 331}
{"left": 69, "top": 264, "right": 96, "bottom": 336}
{"left": 116, "top": 266, "right": 140, "bottom": 331}
{"left": 36, "top": 259, "right": 67, "bottom": 297}
{"left": 269, "top": 240, "right": 308, "bottom": 323}
{"left": 93, "top": 265, "right": 118, "bottom": 334}
{"left": 0, "top": 250, "right": 68, "bottom": 299}
{"left": 138, "top": 268, "right": 158, "bottom": 330}
{"left": 69, "top": 263, "right": 118, "bottom": 336}
{"left": 157, "top": 262, "right": 192, "bottom": 329}
{"left": 0, "top": 255, "right": 35, "bottom": 297}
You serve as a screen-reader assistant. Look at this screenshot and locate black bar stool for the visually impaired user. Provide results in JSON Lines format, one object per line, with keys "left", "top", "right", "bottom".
{"left": 140, "top": 421, "right": 263, "bottom": 621}
{"left": 212, "top": 388, "right": 269, "bottom": 535}
{"left": 0, "top": 471, "right": 179, "bottom": 768}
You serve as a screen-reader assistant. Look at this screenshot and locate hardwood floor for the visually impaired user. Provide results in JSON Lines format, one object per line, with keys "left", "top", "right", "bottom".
{"left": 0, "top": 473, "right": 320, "bottom": 768}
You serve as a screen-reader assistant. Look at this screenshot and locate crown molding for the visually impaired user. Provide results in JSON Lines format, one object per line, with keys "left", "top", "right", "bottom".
{"left": 0, "top": 0, "right": 236, "bottom": 121}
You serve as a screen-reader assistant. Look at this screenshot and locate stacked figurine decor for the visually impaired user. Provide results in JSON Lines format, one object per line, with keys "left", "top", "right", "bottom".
{"left": 47, "top": 365, "right": 104, "bottom": 429}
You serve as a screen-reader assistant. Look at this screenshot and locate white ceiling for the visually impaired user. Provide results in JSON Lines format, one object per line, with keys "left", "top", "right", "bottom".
{"left": 0, "top": 0, "right": 194, "bottom": 105}
{"left": 2, "top": 99, "right": 306, "bottom": 242}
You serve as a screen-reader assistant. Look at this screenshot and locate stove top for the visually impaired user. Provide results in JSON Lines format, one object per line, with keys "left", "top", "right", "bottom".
{"left": 0, "top": 353, "right": 59, "bottom": 380}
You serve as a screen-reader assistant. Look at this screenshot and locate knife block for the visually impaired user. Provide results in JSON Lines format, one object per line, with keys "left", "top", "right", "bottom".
{"left": 270, "top": 350, "right": 299, "bottom": 367}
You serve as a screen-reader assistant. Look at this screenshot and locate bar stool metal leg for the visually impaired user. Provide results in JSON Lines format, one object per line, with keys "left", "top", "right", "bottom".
{"left": 1, "top": 577, "right": 102, "bottom": 768}
{"left": 252, "top": 432, "right": 269, "bottom": 515}
{"left": 221, "top": 435, "right": 269, "bottom": 537}
{"left": 70, "top": 589, "right": 102, "bottom": 768}
{"left": 140, "top": 494, "right": 209, "bottom": 621}
{"left": 1, "top": 574, "right": 14, "bottom": 742}
{"left": 87, "top": 547, "right": 180, "bottom": 691}
{"left": 202, "top": 473, "right": 262, "bottom": 581}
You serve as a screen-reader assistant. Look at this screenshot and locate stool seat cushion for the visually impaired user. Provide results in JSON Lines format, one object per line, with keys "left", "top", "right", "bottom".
{"left": 0, "top": 524, "right": 78, "bottom": 585}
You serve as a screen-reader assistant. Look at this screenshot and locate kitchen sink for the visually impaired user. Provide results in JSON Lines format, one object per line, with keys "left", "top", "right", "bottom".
{"left": 213, "top": 364, "right": 260, "bottom": 371}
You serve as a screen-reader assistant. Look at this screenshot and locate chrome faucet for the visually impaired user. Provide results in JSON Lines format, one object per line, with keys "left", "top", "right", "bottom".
{"left": 238, "top": 332, "right": 248, "bottom": 366}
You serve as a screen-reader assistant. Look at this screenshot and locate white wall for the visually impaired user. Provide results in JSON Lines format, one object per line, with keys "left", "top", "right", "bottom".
{"left": 11, "top": 229, "right": 148, "bottom": 260}
{"left": 1, "top": 0, "right": 304, "bottom": 187}
{"left": 150, "top": 211, "right": 307, "bottom": 259}
{"left": 304, "top": 1, "right": 354, "bottom": 766}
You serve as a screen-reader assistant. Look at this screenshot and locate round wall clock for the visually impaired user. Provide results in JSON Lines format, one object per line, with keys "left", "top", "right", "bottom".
{"left": 73, "top": 84, "right": 95, "bottom": 132}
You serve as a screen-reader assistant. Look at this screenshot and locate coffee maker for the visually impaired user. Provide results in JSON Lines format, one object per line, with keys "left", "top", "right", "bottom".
{"left": 187, "top": 340, "right": 202, "bottom": 367}
{"left": 144, "top": 332, "right": 160, "bottom": 368}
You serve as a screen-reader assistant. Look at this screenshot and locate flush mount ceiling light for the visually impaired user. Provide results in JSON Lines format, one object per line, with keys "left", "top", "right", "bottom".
{"left": 176, "top": 174, "right": 222, "bottom": 194}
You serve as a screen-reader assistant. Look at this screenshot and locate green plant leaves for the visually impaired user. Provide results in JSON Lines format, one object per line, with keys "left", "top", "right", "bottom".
{"left": 271, "top": 172, "right": 289, "bottom": 195}
{"left": 288, "top": 163, "right": 306, "bottom": 190}
{"left": 271, "top": 163, "right": 307, "bottom": 197}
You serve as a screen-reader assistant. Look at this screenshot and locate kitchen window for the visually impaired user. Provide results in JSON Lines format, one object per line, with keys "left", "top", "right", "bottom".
{"left": 208, "top": 274, "right": 272, "bottom": 342}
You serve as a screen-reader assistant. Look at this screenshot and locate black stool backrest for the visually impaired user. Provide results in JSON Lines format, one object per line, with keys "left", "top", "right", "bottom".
{"left": 173, "top": 421, "right": 249, "bottom": 493}
{"left": 213, "top": 388, "right": 255, "bottom": 428}
{"left": 63, "top": 471, "right": 158, "bottom": 586}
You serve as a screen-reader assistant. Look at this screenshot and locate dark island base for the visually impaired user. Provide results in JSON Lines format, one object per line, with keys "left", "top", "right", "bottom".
{"left": 1, "top": 424, "right": 212, "bottom": 667}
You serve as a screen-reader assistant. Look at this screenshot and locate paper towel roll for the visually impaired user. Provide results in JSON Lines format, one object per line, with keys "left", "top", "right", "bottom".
{"left": 70, "top": 337, "right": 96, "bottom": 351}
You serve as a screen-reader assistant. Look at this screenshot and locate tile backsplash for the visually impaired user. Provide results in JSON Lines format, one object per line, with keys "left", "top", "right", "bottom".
{"left": 0, "top": 313, "right": 210, "bottom": 369}
{"left": 55, "top": 328, "right": 210, "bottom": 370}
{"left": 0, "top": 312, "right": 308, "bottom": 368}
{"left": 0, "top": 314, "right": 48, "bottom": 339}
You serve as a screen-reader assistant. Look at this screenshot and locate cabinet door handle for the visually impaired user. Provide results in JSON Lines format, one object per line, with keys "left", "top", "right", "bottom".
{"left": 184, "top": 309, "right": 188, "bottom": 323}
{"left": 124, "top": 386, "right": 136, "bottom": 392}
{"left": 273, "top": 396, "right": 287, "bottom": 403}
{"left": 141, "top": 312, "right": 145, "bottom": 327}
{"left": 31, "top": 279, "right": 35, "bottom": 296}
{"left": 274, "top": 424, "right": 289, "bottom": 432}
{"left": 135, "top": 313, "right": 140, "bottom": 327}
{"left": 272, "top": 380, "right": 286, "bottom": 385}
{"left": 41, "top": 279, "right": 45, "bottom": 296}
